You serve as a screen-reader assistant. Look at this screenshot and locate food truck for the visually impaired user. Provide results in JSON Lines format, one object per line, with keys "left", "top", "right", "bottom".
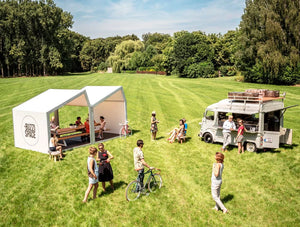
{"left": 198, "top": 89, "right": 296, "bottom": 152}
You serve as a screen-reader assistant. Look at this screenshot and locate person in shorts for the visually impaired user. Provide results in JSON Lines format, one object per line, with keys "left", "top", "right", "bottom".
{"left": 236, "top": 120, "right": 246, "bottom": 154}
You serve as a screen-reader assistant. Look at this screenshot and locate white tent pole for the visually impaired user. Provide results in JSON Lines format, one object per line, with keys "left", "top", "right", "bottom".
{"left": 89, "top": 107, "right": 95, "bottom": 144}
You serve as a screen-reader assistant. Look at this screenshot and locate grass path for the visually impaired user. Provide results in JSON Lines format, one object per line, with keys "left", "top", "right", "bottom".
{"left": 0, "top": 73, "right": 299, "bottom": 226}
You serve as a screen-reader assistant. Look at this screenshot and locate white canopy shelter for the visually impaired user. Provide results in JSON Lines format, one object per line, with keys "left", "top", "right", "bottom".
{"left": 13, "top": 86, "right": 127, "bottom": 154}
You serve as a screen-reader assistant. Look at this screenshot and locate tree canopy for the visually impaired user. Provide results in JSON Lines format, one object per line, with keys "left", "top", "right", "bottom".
{"left": 237, "top": 0, "right": 300, "bottom": 85}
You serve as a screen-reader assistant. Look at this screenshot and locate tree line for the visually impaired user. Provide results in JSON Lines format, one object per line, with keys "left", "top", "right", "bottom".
{"left": 0, "top": 0, "right": 299, "bottom": 85}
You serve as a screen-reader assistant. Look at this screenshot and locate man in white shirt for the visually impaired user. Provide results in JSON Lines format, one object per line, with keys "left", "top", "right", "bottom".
{"left": 133, "top": 140, "right": 153, "bottom": 190}
{"left": 222, "top": 115, "right": 236, "bottom": 152}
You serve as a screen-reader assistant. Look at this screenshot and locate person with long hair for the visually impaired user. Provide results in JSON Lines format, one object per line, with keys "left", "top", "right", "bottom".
{"left": 82, "top": 147, "right": 99, "bottom": 203}
{"left": 97, "top": 143, "right": 114, "bottom": 192}
{"left": 211, "top": 152, "right": 228, "bottom": 213}
{"left": 236, "top": 120, "right": 247, "bottom": 154}
{"left": 177, "top": 119, "right": 185, "bottom": 144}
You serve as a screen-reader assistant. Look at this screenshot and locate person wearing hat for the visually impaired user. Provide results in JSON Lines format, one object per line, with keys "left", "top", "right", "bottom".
{"left": 150, "top": 111, "right": 159, "bottom": 140}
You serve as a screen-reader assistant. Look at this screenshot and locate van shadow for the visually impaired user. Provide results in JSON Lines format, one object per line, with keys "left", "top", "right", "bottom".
{"left": 257, "top": 143, "right": 299, "bottom": 153}
{"left": 222, "top": 194, "right": 234, "bottom": 204}
{"left": 98, "top": 180, "right": 126, "bottom": 197}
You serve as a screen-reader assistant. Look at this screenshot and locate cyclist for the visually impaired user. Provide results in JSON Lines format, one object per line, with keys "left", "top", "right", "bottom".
{"left": 133, "top": 139, "right": 153, "bottom": 191}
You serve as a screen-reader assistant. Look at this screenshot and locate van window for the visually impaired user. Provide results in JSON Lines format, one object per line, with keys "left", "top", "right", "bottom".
{"left": 205, "top": 111, "right": 214, "bottom": 121}
{"left": 218, "top": 112, "right": 227, "bottom": 126}
{"left": 264, "top": 111, "right": 280, "bottom": 131}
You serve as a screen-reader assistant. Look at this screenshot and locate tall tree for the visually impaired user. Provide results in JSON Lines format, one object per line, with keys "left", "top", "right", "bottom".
{"left": 237, "top": 0, "right": 300, "bottom": 85}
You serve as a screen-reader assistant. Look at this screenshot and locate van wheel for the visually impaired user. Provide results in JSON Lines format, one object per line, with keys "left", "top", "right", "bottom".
{"left": 245, "top": 142, "right": 257, "bottom": 152}
{"left": 203, "top": 133, "right": 213, "bottom": 143}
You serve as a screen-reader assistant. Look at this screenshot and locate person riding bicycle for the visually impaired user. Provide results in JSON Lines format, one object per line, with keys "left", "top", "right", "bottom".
{"left": 133, "top": 139, "right": 154, "bottom": 191}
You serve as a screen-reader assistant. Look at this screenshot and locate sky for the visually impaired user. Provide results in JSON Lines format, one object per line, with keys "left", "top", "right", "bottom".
{"left": 55, "top": 0, "right": 245, "bottom": 39}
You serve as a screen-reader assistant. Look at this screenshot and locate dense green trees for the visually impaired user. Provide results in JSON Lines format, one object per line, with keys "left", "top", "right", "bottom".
{"left": 237, "top": 0, "right": 300, "bottom": 85}
{"left": 1, "top": 0, "right": 299, "bottom": 84}
{"left": 0, "top": 0, "right": 77, "bottom": 77}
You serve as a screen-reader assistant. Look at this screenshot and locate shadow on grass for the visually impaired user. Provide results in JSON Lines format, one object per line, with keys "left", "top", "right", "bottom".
{"left": 184, "top": 136, "right": 192, "bottom": 143}
{"left": 131, "top": 129, "right": 140, "bottom": 136}
{"left": 155, "top": 136, "right": 165, "bottom": 140}
{"left": 222, "top": 194, "right": 234, "bottom": 204}
{"left": 98, "top": 180, "right": 127, "bottom": 197}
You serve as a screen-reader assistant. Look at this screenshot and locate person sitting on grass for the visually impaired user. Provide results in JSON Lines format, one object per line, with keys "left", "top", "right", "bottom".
{"left": 182, "top": 118, "right": 187, "bottom": 136}
{"left": 167, "top": 128, "right": 179, "bottom": 143}
{"left": 49, "top": 134, "right": 64, "bottom": 159}
{"left": 177, "top": 119, "right": 185, "bottom": 144}
{"left": 82, "top": 147, "right": 99, "bottom": 203}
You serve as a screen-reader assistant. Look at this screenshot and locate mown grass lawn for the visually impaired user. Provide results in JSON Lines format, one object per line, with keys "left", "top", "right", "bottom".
{"left": 0, "top": 73, "right": 299, "bottom": 226}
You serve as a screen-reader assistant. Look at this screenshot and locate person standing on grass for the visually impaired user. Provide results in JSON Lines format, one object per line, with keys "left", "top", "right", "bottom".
{"left": 82, "top": 147, "right": 99, "bottom": 203}
{"left": 236, "top": 120, "right": 246, "bottom": 154}
{"left": 211, "top": 152, "right": 228, "bottom": 214}
{"left": 222, "top": 115, "right": 236, "bottom": 152}
{"left": 133, "top": 140, "right": 153, "bottom": 190}
{"left": 97, "top": 143, "right": 114, "bottom": 192}
{"left": 150, "top": 111, "right": 159, "bottom": 140}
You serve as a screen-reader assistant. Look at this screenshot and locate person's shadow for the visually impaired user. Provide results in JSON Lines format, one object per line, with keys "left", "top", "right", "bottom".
{"left": 222, "top": 194, "right": 234, "bottom": 203}
{"left": 98, "top": 180, "right": 126, "bottom": 197}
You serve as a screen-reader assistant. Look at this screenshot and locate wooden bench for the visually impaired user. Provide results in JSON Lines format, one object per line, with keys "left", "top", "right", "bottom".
{"left": 58, "top": 132, "right": 90, "bottom": 146}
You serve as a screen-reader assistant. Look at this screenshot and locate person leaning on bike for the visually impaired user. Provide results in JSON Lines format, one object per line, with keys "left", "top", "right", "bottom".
{"left": 133, "top": 140, "right": 154, "bottom": 189}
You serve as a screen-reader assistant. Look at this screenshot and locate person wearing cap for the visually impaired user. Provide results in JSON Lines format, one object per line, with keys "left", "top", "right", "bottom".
{"left": 222, "top": 115, "right": 236, "bottom": 152}
{"left": 150, "top": 111, "right": 159, "bottom": 140}
{"left": 133, "top": 140, "right": 153, "bottom": 191}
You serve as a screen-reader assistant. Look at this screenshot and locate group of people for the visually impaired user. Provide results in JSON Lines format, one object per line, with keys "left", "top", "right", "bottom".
{"left": 49, "top": 115, "right": 107, "bottom": 158}
{"left": 75, "top": 115, "right": 107, "bottom": 140}
{"left": 222, "top": 115, "right": 247, "bottom": 154}
{"left": 150, "top": 111, "right": 188, "bottom": 144}
{"left": 82, "top": 143, "right": 114, "bottom": 203}
{"left": 82, "top": 138, "right": 229, "bottom": 214}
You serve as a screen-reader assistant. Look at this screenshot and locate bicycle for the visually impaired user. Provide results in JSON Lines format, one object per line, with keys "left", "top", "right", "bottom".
{"left": 119, "top": 121, "right": 132, "bottom": 138}
{"left": 125, "top": 167, "right": 162, "bottom": 201}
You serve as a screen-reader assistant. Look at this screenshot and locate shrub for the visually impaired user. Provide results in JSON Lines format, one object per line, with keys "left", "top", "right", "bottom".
{"left": 219, "top": 65, "right": 237, "bottom": 76}
{"left": 97, "top": 62, "right": 108, "bottom": 71}
{"left": 185, "top": 61, "right": 214, "bottom": 78}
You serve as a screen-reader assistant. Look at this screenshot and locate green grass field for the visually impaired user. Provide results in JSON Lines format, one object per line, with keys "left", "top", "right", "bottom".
{"left": 0, "top": 73, "right": 299, "bottom": 226}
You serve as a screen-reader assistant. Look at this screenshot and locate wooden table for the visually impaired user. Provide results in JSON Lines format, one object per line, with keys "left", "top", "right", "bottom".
{"left": 56, "top": 125, "right": 88, "bottom": 146}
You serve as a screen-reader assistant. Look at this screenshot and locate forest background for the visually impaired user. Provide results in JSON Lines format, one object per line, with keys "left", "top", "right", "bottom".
{"left": 0, "top": 0, "right": 299, "bottom": 85}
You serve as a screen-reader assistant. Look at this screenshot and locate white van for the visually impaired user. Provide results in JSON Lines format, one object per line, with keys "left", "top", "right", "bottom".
{"left": 198, "top": 91, "right": 296, "bottom": 152}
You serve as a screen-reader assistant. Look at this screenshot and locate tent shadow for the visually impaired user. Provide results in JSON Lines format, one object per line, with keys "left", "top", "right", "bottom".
{"left": 222, "top": 194, "right": 234, "bottom": 204}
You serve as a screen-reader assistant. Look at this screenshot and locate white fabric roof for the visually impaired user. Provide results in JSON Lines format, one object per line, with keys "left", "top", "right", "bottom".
{"left": 81, "top": 86, "right": 124, "bottom": 107}
{"left": 13, "top": 89, "right": 88, "bottom": 113}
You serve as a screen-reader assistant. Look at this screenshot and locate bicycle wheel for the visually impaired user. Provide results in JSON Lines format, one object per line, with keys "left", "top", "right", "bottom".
{"left": 125, "top": 180, "right": 141, "bottom": 201}
{"left": 148, "top": 174, "right": 163, "bottom": 192}
{"left": 119, "top": 127, "right": 125, "bottom": 138}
